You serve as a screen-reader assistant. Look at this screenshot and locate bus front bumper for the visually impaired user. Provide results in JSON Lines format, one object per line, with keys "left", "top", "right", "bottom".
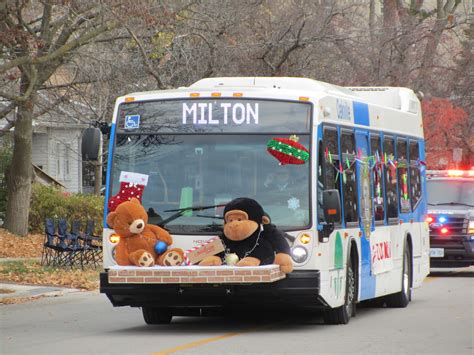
{"left": 100, "top": 270, "right": 322, "bottom": 309}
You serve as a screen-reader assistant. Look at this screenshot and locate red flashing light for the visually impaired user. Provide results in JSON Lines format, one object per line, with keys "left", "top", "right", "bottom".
{"left": 440, "top": 227, "right": 448, "bottom": 234}
{"left": 426, "top": 216, "right": 434, "bottom": 223}
{"left": 428, "top": 170, "right": 474, "bottom": 178}
{"left": 447, "top": 170, "right": 464, "bottom": 177}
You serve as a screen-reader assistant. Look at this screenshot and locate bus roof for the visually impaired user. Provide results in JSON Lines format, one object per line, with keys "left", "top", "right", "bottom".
{"left": 189, "top": 77, "right": 356, "bottom": 97}
{"left": 124, "top": 77, "right": 419, "bottom": 114}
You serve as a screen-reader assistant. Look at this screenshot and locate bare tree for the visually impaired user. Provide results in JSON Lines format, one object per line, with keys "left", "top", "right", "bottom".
{"left": 0, "top": 1, "right": 121, "bottom": 235}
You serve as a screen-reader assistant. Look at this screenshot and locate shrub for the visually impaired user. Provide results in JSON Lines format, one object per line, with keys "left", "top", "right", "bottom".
{"left": 29, "top": 184, "right": 104, "bottom": 234}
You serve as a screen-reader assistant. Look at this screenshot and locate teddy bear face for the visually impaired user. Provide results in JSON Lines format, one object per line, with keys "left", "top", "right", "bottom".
{"left": 107, "top": 198, "right": 149, "bottom": 238}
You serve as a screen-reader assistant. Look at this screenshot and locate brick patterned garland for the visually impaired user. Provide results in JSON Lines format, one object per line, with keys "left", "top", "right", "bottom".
{"left": 108, "top": 265, "right": 286, "bottom": 284}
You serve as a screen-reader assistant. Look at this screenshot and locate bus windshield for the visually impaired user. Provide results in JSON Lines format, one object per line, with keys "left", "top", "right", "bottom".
{"left": 427, "top": 179, "right": 474, "bottom": 206}
{"left": 110, "top": 99, "right": 312, "bottom": 234}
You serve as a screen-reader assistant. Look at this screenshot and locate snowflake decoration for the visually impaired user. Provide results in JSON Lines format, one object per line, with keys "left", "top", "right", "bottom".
{"left": 287, "top": 197, "right": 300, "bottom": 210}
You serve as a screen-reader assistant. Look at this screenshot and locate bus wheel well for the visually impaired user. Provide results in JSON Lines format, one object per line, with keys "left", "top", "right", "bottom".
{"left": 405, "top": 233, "right": 413, "bottom": 289}
{"left": 349, "top": 240, "right": 359, "bottom": 303}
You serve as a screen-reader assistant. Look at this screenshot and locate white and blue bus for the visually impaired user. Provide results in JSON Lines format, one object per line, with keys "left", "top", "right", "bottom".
{"left": 100, "top": 77, "right": 430, "bottom": 324}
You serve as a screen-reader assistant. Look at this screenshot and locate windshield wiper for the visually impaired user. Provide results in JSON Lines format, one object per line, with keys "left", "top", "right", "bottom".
{"left": 197, "top": 224, "right": 223, "bottom": 233}
{"left": 157, "top": 204, "right": 226, "bottom": 227}
{"left": 428, "top": 202, "right": 474, "bottom": 207}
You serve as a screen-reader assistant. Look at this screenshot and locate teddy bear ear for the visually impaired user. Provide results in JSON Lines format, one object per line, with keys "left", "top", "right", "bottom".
{"left": 106, "top": 211, "right": 118, "bottom": 227}
{"left": 130, "top": 198, "right": 141, "bottom": 205}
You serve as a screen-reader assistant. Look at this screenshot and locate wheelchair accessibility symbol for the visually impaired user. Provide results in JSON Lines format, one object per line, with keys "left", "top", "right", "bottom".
{"left": 125, "top": 115, "right": 140, "bottom": 129}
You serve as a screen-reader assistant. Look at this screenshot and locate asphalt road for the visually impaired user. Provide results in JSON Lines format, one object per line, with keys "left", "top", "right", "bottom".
{"left": 1, "top": 266, "right": 472, "bottom": 355}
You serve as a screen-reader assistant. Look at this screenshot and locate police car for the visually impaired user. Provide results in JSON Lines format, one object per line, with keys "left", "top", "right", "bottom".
{"left": 426, "top": 170, "right": 474, "bottom": 267}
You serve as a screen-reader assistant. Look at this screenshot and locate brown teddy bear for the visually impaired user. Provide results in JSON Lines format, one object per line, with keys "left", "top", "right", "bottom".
{"left": 106, "top": 198, "right": 184, "bottom": 267}
{"left": 199, "top": 197, "right": 293, "bottom": 273}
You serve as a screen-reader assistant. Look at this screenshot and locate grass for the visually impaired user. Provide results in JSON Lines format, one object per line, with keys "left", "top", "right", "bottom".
{"left": 0, "top": 259, "right": 100, "bottom": 290}
{"left": 0, "top": 229, "right": 101, "bottom": 291}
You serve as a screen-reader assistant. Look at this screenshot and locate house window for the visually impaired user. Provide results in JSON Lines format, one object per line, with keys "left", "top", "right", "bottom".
{"left": 64, "top": 144, "right": 70, "bottom": 180}
{"left": 56, "top": 142, "right": 61, "bottom": 179}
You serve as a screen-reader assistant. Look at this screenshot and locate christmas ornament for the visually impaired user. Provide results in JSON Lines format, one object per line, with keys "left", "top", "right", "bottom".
{"left": 154, "top": 241, "right": 168, "bottom": 254}
{"left": 225, "top": 253, "right": 239, "bottom": 266}
{"left": 108, "top": 171, "right": 149, "bottom": 212}
{"left": 267, "top": 135, "right": 309, "bottom": 165}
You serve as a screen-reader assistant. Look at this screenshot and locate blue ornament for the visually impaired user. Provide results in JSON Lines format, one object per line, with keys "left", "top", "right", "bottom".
{"left": 154, "top": 241, "right": 168, "bottom": 254}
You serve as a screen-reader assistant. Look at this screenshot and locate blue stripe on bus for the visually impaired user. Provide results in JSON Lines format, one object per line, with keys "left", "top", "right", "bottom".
{"left": 355, "top": 129, "right": 376, "bottom": 300}
{"left": 360, "top": 231, "right": 376, "bottom": 300}
{"left": 353, "top": 102, "right": 369, "bottom": 126}
{"left": 103, "top": 122, "right": 117, "bottom": 227}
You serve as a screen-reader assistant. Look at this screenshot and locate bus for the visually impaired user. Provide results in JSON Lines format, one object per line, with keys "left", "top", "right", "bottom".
{"left": 100, "top": 77, "right": 430, "bottom": 325}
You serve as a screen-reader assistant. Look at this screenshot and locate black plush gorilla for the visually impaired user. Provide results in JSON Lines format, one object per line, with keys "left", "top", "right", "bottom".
{"left": 199, "top": 197, "right": 293, "bottom": 273}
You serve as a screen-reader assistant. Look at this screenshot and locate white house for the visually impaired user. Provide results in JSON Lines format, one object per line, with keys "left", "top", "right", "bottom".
{"left": 1, "top": 94, "right": 98, "bottom": 193}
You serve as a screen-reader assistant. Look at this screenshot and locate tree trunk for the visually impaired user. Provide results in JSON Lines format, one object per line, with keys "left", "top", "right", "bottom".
{"left": 94, "top": 161, "right": 102, "bottom": 195}
{"left": 4, "top": 92, "right": 34, "bottom": 236}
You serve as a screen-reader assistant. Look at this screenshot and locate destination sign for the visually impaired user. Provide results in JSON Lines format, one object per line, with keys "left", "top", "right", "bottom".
{"left": 118, "top": 99, "right": 311, "bottom": 133}
{"left": 182, "top": 102, "right": 259, "bottom": 125}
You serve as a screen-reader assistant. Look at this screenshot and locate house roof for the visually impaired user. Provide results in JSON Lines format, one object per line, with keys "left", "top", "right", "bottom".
{"left": 1, "top": 92, "right": 95, "bottom": 131}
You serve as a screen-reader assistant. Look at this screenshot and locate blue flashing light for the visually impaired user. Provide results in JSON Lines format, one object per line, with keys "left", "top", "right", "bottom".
{"left": 438, "top": 216, "right": 447, "bottom": 224}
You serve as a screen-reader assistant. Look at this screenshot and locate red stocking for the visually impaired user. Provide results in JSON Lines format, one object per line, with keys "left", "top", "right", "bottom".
{"left": 108, "top": 172, "right": 149, "bottom": 212}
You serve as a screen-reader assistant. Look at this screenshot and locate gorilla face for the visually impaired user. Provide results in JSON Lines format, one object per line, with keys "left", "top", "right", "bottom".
{"left": 223, "top": 210, "right": 259, "bottom": 241}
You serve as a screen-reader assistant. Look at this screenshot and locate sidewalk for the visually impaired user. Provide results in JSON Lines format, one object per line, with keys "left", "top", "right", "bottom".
{"left": 0, "top": 282, "right": 81, "bottom": 302}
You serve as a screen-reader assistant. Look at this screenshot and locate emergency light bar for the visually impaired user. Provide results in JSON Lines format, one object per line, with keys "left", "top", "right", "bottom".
{"left": 427, "top": 170, "right": 474, "bottom": 178}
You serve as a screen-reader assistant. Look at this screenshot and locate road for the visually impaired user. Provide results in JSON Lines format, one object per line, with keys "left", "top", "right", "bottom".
{"left": 1, "top": 266, "right": 472, "bottom": 355}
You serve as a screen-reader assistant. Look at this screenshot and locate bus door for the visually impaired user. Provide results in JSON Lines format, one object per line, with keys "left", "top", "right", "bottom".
{"left": 355, "top": 129, "right": 376, "bottom": 300}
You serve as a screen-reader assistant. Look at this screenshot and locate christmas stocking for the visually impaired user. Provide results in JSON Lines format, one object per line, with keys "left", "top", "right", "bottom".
{"left": 108, "top": 171, "right": 149, "bottom": 212}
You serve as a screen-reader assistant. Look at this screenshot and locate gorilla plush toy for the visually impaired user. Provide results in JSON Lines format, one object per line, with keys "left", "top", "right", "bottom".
{"left": 199, "top": 197, "right": 293, "bottom": 273}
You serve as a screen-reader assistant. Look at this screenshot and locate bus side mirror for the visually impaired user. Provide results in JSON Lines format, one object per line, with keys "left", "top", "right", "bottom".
{"left": 323, "top": 189, "right": 341, "bottom": 224}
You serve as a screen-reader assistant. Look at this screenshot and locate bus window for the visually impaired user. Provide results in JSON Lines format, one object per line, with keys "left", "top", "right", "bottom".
{"left": 370, "top": 134, "right": 384, "bottom": 221}
{"left": 323, "top": 127, "right": 340, "bottom": 190}
{"left": 397, "top": 137, "right": 411, "bottom": 213}
{"left": 340, "top": 130, "right": 358, "bottom": 224}
{"left": 317, "top": 140, "right": 325, "bottom": 223}
{"left": 322, "top": 127, "right": 343, "bottom": 222}
{"left": 383, "top": 136, "right": 398, "bottom": 219}
{"left": 409, "top": 140, "right": 422, "bottom": 208}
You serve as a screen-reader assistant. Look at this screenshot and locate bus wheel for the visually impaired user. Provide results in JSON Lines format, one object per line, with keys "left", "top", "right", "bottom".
{"left": 323, "top": 256, "right": 356, "bottom": 324}
{"left": 385, "top": 242, "right": 412, "bottom": 308}
{"left": 142, "top": 307, "right": 173, "bottom": 325}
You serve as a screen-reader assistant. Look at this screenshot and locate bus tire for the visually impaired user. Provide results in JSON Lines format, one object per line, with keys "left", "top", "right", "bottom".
{"left": 142, "top": 307, "right": 173, "bottom": 324}
{"left": 323, "top": 254, "right": 357, "bottom": 324}
{"left": 385, "top": 242, "right": 412, "bottom": 308}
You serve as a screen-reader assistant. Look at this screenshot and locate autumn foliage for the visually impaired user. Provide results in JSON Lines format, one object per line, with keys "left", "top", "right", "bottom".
{"left": 422, "top": 98, "right": 471, "bottom": 169}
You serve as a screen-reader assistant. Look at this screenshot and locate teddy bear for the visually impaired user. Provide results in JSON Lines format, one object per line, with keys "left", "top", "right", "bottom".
{"left": 106, "top": 198, "right": 184, "bottom": 267}
{"left": 199, "top": 197, "right": 293, "bottom": 273}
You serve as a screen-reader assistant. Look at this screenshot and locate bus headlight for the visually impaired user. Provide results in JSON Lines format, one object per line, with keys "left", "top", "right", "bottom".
{"left": 468, "top": 221, "right": 474, "bottom": 234}
{"left": 291, "top": 246, "right": 308, "bottom": 263}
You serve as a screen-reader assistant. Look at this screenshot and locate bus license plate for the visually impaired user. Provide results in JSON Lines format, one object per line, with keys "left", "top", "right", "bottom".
{"left": 430, "top": 248, "right": 444, "bottom": 257}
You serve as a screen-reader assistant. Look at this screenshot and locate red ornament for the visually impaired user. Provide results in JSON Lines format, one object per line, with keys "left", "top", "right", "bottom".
{"left": 267, "top": 135, "right": 309, "bottom": 165}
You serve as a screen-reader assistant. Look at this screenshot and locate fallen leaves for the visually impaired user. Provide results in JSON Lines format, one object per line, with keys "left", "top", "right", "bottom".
{"left": 0, "top": 229, "right": 44, "bottom": 258}
{"left": 0, "top": 260, "right": 99, "bottom": 291}
{"left": 0, "top": 230, "right": 100, "bottom": 292}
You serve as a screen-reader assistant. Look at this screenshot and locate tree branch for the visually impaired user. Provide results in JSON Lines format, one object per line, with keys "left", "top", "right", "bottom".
{"left": 0, "top": 66, "right": 37, "bottom": 102}
{"left": 0, "top": 20, "right": 119, "bottom": 75}
{"left": 0, "top": 102, "right": 17, "bottom": 120}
